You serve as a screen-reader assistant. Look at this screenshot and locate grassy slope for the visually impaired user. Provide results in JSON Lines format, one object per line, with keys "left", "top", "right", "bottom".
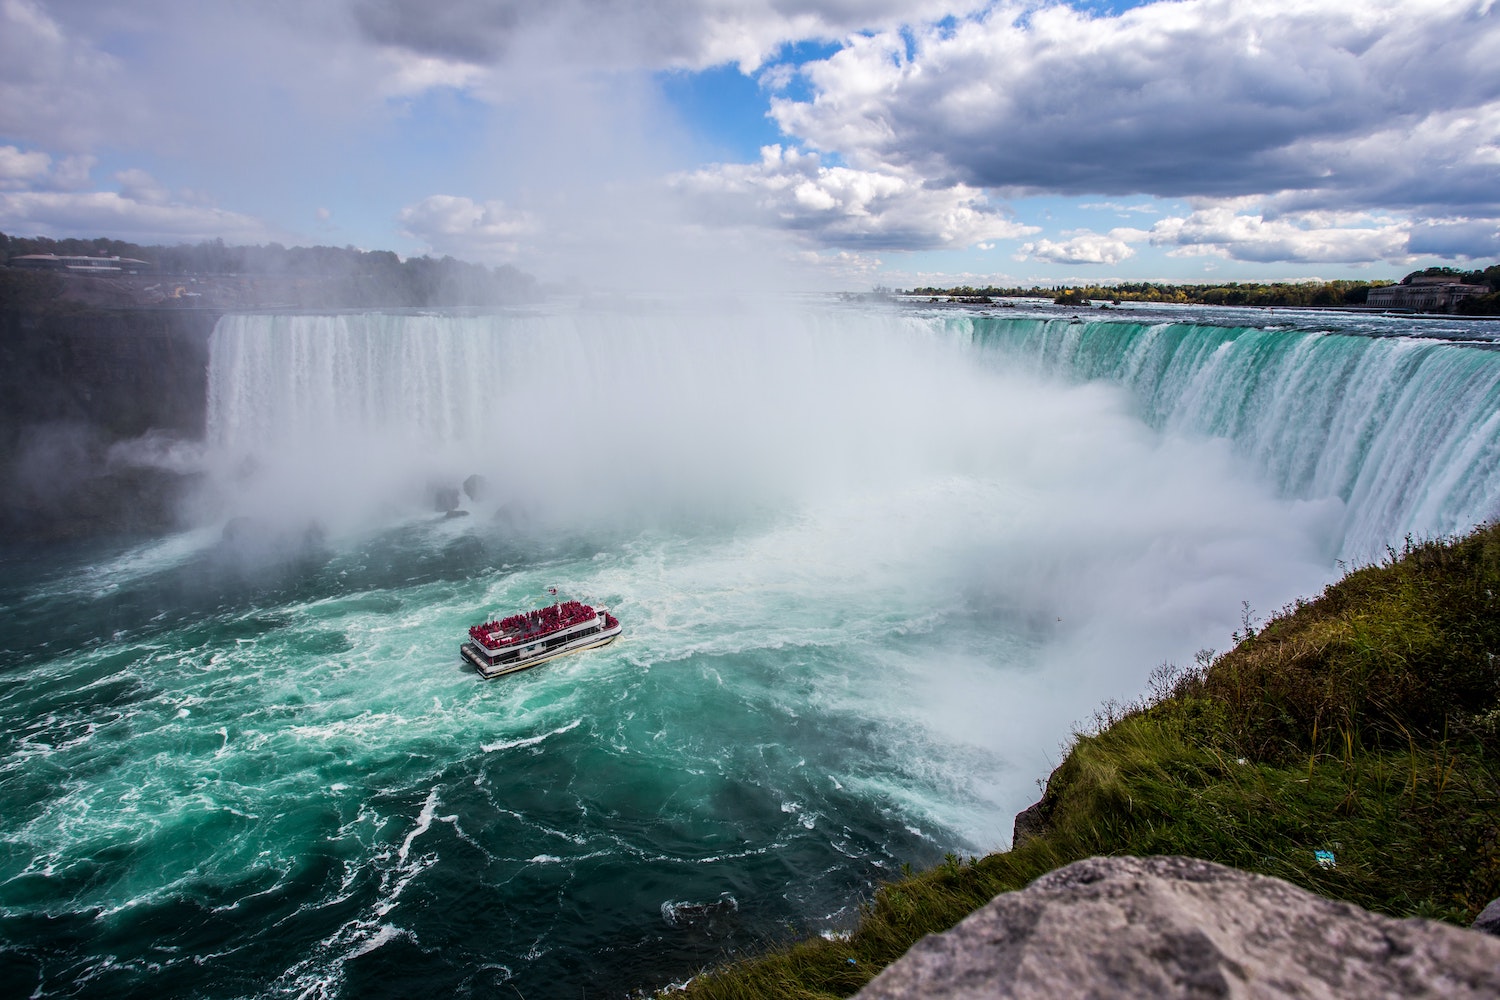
{"left": 672, "top": 526, "right": 1500, "bottom": 998}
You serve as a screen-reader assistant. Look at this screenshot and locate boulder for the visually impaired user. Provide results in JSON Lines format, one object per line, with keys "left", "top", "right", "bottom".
{"left": 462, "top": 473, "right": 489, "bottom": 502}
{"left": 1473, "top": 898, "right": 1500, "bottom": 936}
{"left": 855, "top": 856, "right": 1500, "bottom": 999}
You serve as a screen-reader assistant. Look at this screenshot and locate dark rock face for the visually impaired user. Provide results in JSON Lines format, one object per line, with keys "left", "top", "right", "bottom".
{"left": 1010, "top": 767, "right": 1061, "bottom": 849}
{"left": 0, "top": 305, "right": 218, "bottom": 544}
{"left": 462, "top": 473, "right": 489, "bottom": 502}
{"left": 1009, "top": 800, "right": 1049, "bottom": 850}
{"left": 855, "top": 856, "right": 1500, "bottom": 999}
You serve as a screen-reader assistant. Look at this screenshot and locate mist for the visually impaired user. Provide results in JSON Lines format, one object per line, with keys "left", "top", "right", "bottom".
{"left": 194, "top": 300, "right": 1344, "bottom": 840}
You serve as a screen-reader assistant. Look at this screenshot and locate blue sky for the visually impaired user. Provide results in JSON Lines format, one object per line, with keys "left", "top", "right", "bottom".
{"left": 1, "top": 0, "right": 1497, "bottom": 289}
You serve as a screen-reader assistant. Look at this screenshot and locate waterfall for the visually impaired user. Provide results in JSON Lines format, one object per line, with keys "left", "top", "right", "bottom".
{"left": 957, "top": 316, "right": 1500, "bottom": 560}
{"left": 205, "top": 308, "right": 1500, "bottom": 560}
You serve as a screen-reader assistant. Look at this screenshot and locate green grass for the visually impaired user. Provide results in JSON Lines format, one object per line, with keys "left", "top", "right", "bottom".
{"left": 668, "top": 527, "right": 1500, "bottom": 998}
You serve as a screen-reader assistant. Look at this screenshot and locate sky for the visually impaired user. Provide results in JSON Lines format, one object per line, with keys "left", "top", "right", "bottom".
{"left": 0, "top": 0, "right": 1497, "bottom": 290}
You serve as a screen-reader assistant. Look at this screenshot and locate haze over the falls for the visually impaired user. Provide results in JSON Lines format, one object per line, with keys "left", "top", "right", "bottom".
{"left": 4, "top": 299, "right": 1500, "bottom": 999}
{"left": 194, "top": 298, "right": 1500, "bottom": 832}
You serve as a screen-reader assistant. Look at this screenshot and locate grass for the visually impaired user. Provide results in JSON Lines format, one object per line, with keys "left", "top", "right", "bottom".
{"left": 666, "top": 526, "right": 1500, "bottom": 998}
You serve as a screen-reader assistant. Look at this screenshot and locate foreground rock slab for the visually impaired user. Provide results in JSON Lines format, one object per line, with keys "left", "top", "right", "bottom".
{"left": 855, "top": 856, "right": 1500, "bottom": 999}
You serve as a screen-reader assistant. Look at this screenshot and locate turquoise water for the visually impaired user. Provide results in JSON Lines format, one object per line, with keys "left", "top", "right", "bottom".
{"left": 3, "top": 301, "right": 1496, "bottom": 997}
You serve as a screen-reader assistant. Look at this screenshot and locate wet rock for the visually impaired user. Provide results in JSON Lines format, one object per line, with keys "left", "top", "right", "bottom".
{"left": 432, "top": 486, "right": 461, "bottom": 512}
{"left": 855, "top": 856, "right": 1500, "bottom": 1000}
{"left": 462, "top": 473, "right": 489, "bottom": 502}
{"left": 1473, "top": 898, "right": 1500, "bottom": 936}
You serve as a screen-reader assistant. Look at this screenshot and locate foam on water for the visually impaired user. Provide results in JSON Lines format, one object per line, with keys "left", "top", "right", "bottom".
{"left": 3, "top": 300, "right": 1498, "bottom": 998}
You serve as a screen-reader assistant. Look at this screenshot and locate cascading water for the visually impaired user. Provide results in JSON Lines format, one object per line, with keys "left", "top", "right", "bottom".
{"left": 2, "top": 300, "right": 1496, "bottom": 999}
{"left": 952, "top": 314, "right": 1500, "bottom": 561}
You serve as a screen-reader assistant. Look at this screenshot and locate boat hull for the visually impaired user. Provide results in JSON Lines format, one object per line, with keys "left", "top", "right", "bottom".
{"left": 461, "top": 619, "right": 622, "bottom": 678}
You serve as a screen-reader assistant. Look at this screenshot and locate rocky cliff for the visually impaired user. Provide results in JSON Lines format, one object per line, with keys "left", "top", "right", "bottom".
{"left": 0, "top": 296, "right": 218, "bottom": 543}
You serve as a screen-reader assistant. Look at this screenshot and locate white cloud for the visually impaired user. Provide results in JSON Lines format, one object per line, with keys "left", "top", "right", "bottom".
{"left": 1019, "top": 229, "right": 1140, "bottom": 265}
{"left": 0, "top": 144, "right": 50, "bottom": 188}
{"left": 397, "top": 194, "right": 537, "bottom": 261}
{"left": 1079, "top": 201, "right": 1163, "bottom": 216}
{"left": 0, "top": 189, "right": 270, "bottom": 244}
{"left": 1147, "top": 206, "right": 1412, "bottom": 264}
{"left": 675, "top": 144, "right": 1038, "bottom": 251}
{"left": 0, "top": 0, "right": 140, "bottom": 151}
{"left": 794, "top": 247, "right": 886, "bottom": 282}
{"left": 771, "top": 0, "right": 1500, "bottom": 212}
{"left": 114, "top": 168, "right": 172, "bottom": 206}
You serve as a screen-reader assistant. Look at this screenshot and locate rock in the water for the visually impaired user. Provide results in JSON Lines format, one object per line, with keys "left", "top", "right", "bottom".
{"left": 433, "top": 486, "right": 461, "bottom": 512}
{"left": 462, "top": 473, "right": 489, "bottom": 502}
{"left": 1474, "top": 898, "right": 1500, "bottom": 936}
{"left": 855, "top": 856, "right": 1500, "bottom": 999}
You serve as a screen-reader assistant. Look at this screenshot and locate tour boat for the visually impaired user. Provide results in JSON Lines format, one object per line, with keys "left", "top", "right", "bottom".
{"left": 461, "top": 599, "right": 621, "bottom": 678}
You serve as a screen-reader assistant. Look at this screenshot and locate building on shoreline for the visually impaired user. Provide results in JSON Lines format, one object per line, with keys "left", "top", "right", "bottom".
{"left": 8, "top": 253, "right": 153, "bottom": 275}
{"left": 1366, "top": 275, "right": 1486, "bottom": 312}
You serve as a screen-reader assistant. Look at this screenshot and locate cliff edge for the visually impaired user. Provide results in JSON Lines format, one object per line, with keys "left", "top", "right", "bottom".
{"left": 0, "top": 274, "right": 218, "bottom": 543}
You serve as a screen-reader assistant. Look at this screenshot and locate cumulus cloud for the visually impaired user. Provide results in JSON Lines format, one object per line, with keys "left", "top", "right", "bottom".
{"left": 1147, "top": 206, "right": 1412, "bottom": 264}
{"left": 0, "top": 144, "right": 49, "bottom": 188}
{"left": 350, "top": 0, "right": 987, "bottom": 73}
{"left": 675, "top": 144, "right": 1038, "bottom": 251}
{"left": 0, "top": 0, "right": 138, "bottom": 151}
{"left": 1405, "top": 218, "right": 1500, "bottom": 260}
{"left": 0, "top": 188, "right": 270, "bottom": 244}
{"left": 397, "top": 195, "right": 537, "bottom": 262}
{"left": 5, "top": 0, "right": 1494, "bottom": 270}
{"left": 771, "top": 0, "right": 1500, "bottom": 213}
{"left": 1019, "top": 229, "right": 1140, "bottom": 265}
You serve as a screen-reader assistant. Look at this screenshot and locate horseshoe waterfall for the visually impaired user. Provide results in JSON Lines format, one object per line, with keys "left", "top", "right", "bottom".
{"left": 3, "top": 301, "right": 1497, "bottom": 998}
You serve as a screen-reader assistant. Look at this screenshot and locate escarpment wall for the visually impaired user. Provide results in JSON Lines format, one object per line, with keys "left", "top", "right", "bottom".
{"left": 0, "top": 304, "right": 220, "bottom": 543}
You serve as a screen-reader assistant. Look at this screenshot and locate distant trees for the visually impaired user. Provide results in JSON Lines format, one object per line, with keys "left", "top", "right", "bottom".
{"left": 907, "top": 279, "right": 1395, "bottom": 308}
{"left": 1452, "top": 264, "right": 1500, "bottom": 315}
{"left": 0, "top": 231, "right": 540, "bottom": 307}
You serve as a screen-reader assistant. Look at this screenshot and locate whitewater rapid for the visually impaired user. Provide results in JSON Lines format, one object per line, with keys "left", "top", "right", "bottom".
{"left": 3, "top": 299, "right": 1497, "bottom": 998}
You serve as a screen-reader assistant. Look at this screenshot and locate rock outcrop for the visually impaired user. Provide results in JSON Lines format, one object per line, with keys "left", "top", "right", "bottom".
{"left": 855, "top": 856, "right": 1500, "bottom": 999}
{"left": 1010, "top": 767, "right": 1062, "bottom": 849}
{"left": 1474, "top": 898, "right": 1500, "bottom": 936}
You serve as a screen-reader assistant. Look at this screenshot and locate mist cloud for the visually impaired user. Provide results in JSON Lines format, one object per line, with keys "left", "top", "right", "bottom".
{"left": 675, "top": 144, "right": 1038, "bottom": 251}
{"left": 397, "top": 195, "right": 537, "bottom": 261}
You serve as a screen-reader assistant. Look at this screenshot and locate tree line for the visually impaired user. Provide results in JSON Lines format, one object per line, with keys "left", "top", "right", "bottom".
{"left": 0, "top": 232, "right": 539, "bottom": 308}
{"left": 908, "top": 265, "right": 1500, "bottom": 314}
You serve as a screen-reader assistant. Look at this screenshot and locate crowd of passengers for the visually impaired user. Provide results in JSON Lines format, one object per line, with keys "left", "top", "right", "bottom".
{"left": 468, "top": 601, "right": 595, "bottom": 648}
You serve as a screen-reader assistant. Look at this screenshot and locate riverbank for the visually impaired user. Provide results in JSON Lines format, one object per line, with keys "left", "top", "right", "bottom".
{"left": 671, "top": 524, "right": 1500, "bottom": 997}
